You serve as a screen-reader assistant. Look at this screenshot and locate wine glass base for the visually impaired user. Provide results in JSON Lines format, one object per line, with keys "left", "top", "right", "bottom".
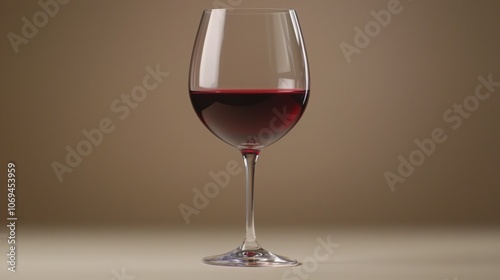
{"left": 202, "top": 246, "right": 299, "bottom": 267}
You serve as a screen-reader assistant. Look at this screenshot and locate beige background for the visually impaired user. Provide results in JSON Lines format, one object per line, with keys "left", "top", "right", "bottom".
{"left": 1, "top": 0, "right": 499, "bottom": 230}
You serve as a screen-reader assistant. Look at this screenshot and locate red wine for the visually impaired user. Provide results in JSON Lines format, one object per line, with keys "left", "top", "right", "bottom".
{"left": 190, "top": 89, "right": 309, "bottom": 150}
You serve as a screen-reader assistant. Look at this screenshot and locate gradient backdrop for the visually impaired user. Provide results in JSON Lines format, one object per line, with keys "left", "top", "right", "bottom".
{"left": 1, "top": 0, "right": 499, "bottom": 233}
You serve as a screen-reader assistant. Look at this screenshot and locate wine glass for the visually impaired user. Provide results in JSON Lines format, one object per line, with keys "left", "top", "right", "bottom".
{"left": 189, "top": 8, "right": 309, "bottom": 267}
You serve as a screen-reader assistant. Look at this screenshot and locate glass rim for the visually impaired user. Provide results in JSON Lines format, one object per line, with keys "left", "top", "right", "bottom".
{"left": 203, "top": 8, "right": 296, "bottom": 14}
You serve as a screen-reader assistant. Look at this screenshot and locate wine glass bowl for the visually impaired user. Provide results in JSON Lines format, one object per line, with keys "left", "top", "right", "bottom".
{"left": 189, "top": 8, "right": 309, "bottom": 267}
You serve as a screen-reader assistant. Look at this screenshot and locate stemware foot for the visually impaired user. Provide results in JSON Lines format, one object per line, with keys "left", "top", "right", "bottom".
{"left": 202, "top": 246, "right": 299, "bottom": 267}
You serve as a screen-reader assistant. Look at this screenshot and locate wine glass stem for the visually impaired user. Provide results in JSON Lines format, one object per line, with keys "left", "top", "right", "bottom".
{"left": 241, "top": 151, "right": 260, "bottom": 250}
